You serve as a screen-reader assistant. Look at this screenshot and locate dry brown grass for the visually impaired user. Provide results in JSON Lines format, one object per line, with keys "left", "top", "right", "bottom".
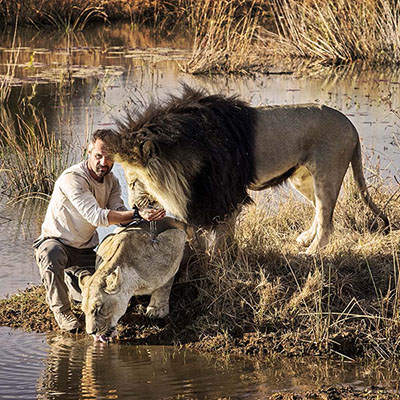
{"left": 181, "top": 0, "right": 264, "bottom": 74}
{"left": 0, "top": 107, "right": 72, "bottom": 201}
{"left": 173, "top": 172, "right": 400, "bottom": 359}
{"left": 266, "top": 0, "right": 400, "bottom": 65}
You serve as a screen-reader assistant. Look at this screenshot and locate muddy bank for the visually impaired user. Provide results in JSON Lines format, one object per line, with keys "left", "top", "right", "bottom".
{"left": 269, "top": 386, "right": 400, "bottom": 399}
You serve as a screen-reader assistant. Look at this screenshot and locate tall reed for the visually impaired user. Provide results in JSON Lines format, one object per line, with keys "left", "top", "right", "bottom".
{"left": 268, "top": 0, "right": 400, "bottom": 65}
{"left": 181, "top": 0, "right": 263, "bottom": 74}
{"left": 0, "top": 108, "right": 72, "bottom": 201}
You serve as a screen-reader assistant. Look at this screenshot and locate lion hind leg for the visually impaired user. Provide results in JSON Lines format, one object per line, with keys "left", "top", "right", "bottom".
{"left": 296, "top": 219, "right": 317, "bottom": 247}
{"left": 289, "top": 166, "right": 317, "bottom": 247}
{"left": 146, "top": 277, "right": 174, "bottom": 318}
{"left": 289, "top": 166, "right": 316, "bottom": 206}
{"left": 305, "top": 172, "right": 346, "bottom": 254}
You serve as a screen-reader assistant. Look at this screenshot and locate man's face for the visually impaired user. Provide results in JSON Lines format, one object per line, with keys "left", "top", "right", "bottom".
{"left": 88, "top": 139, "right": 114, "bottom": 180}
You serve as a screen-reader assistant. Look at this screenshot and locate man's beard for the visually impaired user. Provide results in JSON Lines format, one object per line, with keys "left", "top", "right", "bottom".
{"left": 96, "top": 164, "right": 111, "bottom": 177}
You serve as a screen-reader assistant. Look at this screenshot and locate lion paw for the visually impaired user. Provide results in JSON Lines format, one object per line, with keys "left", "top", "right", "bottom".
{"left": 296, "top": 231, "right": 315, "bottom": 247}
{"left": 146, "top": 304, "right": 169, "bottom": 318}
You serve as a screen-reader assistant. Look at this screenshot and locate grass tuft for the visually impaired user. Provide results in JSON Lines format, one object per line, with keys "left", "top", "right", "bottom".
{"left": 0, "top": 107, "right": 72, "bottom": 201}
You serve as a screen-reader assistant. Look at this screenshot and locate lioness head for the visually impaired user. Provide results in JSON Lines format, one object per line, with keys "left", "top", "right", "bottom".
{"left": 82, "top": 265, "right": 129, "bottom": 343}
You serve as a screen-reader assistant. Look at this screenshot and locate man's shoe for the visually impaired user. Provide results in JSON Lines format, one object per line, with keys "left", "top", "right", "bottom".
{"left": 53, "top": 309, "right": 81, "bottom": 332}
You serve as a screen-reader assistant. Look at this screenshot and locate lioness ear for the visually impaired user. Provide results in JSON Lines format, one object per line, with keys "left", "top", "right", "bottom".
{"left": 141, "top": 140, "right": 159, "bottom": 164}
{"left": 104, "top": 266, "right": 121, "bottom": 295}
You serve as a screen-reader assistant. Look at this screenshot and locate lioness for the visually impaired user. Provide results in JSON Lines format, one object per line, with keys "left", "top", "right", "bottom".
{"left": 82, "top": 218, "right": 186, "bottom": 343}
{"left": 107, "top": 86, "right": 388, "bottom": 254}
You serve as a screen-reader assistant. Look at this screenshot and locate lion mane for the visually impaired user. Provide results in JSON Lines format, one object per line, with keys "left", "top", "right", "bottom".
{"left": 111, "top": 85, "right": 259, "bottom": 227}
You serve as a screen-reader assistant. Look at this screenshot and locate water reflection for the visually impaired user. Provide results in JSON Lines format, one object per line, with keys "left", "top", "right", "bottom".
{"left": 0, "top": 327, "right": 397, "bottom": 400}
{"left": 0, "top": 327, "right": 48, "bottom": 399}
{"left": 0, "top": 199, "right": 44, "bottom": 298}
{"left": 35, "top": 333, "right": 400, "bottom": 400}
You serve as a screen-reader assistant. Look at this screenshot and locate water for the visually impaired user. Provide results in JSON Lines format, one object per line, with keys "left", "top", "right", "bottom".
{"left": 0, "top": 22, "right": 400, "bottom": 399}
{"left": 1, "top": 327, "right": 399, "bottom": 400}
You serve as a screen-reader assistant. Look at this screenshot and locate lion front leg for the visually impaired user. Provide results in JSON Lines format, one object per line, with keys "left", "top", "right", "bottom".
{"left": 146, "top": 277, "right": 174, "bottom": 318}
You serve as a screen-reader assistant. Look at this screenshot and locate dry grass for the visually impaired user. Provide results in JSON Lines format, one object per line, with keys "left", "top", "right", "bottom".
{"left": 266, "top": 0, "right": 400, "bottom": 65}
{"left": 181, "top": 0, "right": 264, "bottom": 74}
{"left": 0, "top": 0, "right": 184, "bottom": 28}
{"left": 173, "top": 173, "right": 400, "bottom": 359}
{"left": 1, "top": 0, "right": 107, "bottom": 30}
{"left": 0, "top": 107, "right": 72, "bottom": 201}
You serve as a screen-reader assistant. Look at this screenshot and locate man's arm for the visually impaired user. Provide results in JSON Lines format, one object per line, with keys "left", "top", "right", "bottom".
{"left": 107, "top": 209, "right": 136, "bottom": 225}
{"left": 108, "top": 206, "right": 165, "bottom": 224}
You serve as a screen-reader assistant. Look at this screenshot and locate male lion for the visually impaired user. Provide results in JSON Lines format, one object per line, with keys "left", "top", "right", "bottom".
{"left": 106, "top": 86, "right": 388, "bottom": 254}
{"left": 82, "top": 218, "right": 186, "bottom": 343}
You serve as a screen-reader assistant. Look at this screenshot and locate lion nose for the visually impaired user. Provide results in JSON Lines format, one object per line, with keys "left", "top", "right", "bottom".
{"left": 87, "top": 327, "right": 98, "bottom": 335}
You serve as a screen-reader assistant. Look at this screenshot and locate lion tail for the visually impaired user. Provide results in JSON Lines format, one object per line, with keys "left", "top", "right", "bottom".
{"left": 350, "top": 140, "right": 389, "bottom": 228}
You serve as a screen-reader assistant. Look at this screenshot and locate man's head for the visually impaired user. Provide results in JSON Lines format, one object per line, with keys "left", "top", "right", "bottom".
{"left": 87, "top": 129, "right": 115, "bottom": 181}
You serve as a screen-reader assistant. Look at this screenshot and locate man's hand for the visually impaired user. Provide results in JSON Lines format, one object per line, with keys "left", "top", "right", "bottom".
{"left": 139, "top": 207, "right": 166, "bottom": 221}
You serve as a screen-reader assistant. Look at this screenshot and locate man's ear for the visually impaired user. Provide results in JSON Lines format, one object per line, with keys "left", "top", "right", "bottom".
{"left": 104, "top": 266, "right": 121, "bottom": 295}
{"left": 141, "top": 140, "right": 159, "bottom": 165}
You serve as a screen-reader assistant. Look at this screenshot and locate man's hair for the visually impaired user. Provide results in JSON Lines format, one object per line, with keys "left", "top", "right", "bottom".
{"left": 88, "top": 129, "right": 115, "bottom": 152}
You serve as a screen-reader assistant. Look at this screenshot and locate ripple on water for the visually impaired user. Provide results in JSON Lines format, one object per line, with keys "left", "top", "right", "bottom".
{"left": 0, "top": 328, "right": 400, "bottom": 399}
{"left": 0, "top": 327, "right": 48, "bottom": 399}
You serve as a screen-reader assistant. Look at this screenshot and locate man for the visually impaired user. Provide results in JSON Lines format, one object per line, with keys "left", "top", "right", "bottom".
{"left": 34, "top": 129, "right": 165, "bottom": 332}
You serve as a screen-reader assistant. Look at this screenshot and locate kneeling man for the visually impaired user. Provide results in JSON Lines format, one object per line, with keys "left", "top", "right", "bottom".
{"left": 34, "top": 129, "right": 165, "bottom": 332}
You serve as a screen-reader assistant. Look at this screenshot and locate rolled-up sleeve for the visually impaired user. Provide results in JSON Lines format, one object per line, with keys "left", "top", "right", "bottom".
{"left": 61, "top": 173, "right": 110, "bottom": 227}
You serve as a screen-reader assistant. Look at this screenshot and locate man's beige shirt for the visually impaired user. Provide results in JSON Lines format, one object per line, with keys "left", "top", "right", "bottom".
{"left": 39, "top": 160, "right": 127, "bottom": 248}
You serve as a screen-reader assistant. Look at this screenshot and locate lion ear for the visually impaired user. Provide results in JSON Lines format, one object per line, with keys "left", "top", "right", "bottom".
{"left": 104, "top": 266, "right": 121, "bottom": 295}
{"left": 141, "top": 140, "right": 159, "bottom": 164}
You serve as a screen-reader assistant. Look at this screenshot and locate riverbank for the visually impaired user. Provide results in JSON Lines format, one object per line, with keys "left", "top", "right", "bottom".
{"left": 1, "top": 181, "right": 399, "bottom": 361}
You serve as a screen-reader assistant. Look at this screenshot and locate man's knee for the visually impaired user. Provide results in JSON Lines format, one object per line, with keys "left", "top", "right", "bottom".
{"left": 35, "top": 239, "right": 68, "bottom": 275}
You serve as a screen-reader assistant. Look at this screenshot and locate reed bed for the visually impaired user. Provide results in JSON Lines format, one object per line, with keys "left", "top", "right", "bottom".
{"left": 181, "top": 0, "right": 264, "bottom": 74}
{"left": 0, "top": 0, "right": 181, "bottom": 29}
{"left": 0, "top": 108, "right": 71, "bottom": 201}
{"left": 3, "top": 0, "right": 400, "bottom": 69}
{"left": 267, "top": 0, "right": 400, "bottom": 65}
